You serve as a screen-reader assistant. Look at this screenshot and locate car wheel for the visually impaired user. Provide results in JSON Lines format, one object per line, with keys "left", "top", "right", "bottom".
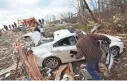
{"left": 110, "top": 47, "right": 120, "bottom": 57}
{"left": 43, "top": 57, "right": 61, "bottom": 69}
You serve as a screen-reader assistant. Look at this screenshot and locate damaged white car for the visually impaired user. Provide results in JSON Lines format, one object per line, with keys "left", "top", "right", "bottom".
{"left": 23, "top": 29, "right": 124, "bottom": 69}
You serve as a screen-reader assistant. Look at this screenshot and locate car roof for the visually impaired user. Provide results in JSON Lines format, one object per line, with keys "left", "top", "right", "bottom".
{"left": 54, "top": 29, "right": 76, "bottom": 41}
{"left": 53, "top": 29, "right": 87, "bottom": 41}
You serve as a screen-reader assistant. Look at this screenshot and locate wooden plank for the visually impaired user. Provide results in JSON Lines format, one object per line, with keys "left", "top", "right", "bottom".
{"left": 81, "top": 69, "right": 92, "bottom": 80}
{"left": 19, "top": 48, "right": 43, "bottom": 80}
{"left": 0, "top": 62, "right": 22, "bottom": 76}
{"left": 68, "top": 63, "right": 74, "bottom": 80}
{"left": 91, "top": 24, "right": 101, "bottom": 33}
{"left": 54, "top": 65, "right": 67, "bottom": 80}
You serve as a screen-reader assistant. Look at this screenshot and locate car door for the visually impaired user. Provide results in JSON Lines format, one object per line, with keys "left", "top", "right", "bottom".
{"left": 52, "top": 36, "right": 82, "bottom": 63}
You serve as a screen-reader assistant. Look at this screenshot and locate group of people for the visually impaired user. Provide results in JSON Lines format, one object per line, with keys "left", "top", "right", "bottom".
{"left": 71, "top": 30, "right": 111, "bottom": 80}
{"left": 1, "top": 18, "right": 45, "bottom": 34}
{"left": 2, "top": 22, "right": 17, "bottom": 31}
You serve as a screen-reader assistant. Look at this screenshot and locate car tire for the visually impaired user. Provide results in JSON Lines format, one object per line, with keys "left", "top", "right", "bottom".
{"left": 43, "top": 57, "right": 61, "bottom": 69}
{"left": 110, "top": 46, "right": 120, "bottom": 57}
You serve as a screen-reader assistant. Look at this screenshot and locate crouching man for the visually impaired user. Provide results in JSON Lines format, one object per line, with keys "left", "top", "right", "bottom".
{"left": 73, "top": 30, "right": 111, "bottom": 80}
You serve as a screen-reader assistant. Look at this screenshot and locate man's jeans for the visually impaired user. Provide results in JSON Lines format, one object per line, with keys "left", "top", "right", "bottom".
{"left": 86, "top": 63, "right": 101, "bottom": 80}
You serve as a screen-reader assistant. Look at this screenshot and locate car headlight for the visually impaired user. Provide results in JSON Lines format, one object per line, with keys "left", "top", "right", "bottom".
{"left": 118, "top": 40, "right": 122, "bottom": 42}
{"left": 111, "top": 38, "right": 122, "bottom": 42}
{"left": 118, "top": 39, "right": 122, "bottom": 42}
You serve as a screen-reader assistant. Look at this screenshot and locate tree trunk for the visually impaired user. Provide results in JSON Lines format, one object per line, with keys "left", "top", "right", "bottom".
{"left": 83, "top": 0, "right": 98, "bottom": 23}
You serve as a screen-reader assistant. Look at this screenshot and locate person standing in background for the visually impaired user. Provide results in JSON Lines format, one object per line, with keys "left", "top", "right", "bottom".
{"left": 38, "top": 19, "right": 42, "bottom": 25}
{"left": 41, "top": 19, "right": 44, "bottom": 25}
{"left": 13, "top": 22, "right": 17, "bottom": 28}
{"left": 9, "top": 25, "right": 11, "bottom": 30}
{"left": 3, "top": 25, "right": 8, "bottom": 31}
{"left": 39, "top": 18, "right": 45, "bottom": 36}
{"left": 12, "top": 24, "right": 15, "bottom": 29}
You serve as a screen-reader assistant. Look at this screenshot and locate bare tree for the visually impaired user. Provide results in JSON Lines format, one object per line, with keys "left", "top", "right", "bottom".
{"left": 82, "top": 0, "right": 98, "bottom": 23}
{"left": 71, "top": 0, "right": 88, "bottom": 25}
{"left": 109, "top": 0, "right": 127, "bottom": 35}
{"left": 90, "top": 0, "right": 98, "bottom": 9}
{"left": 52, "top": 14, "right": 56, "bottom": 21}
{"left": 46, "top": 15, "right": 52, "bottom": 22}
{"left": 60, "top": 12, "right": 74, "bottom": 19}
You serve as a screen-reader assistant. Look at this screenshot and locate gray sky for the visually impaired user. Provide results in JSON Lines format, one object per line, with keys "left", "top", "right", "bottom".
{"left": 0, "top": 0, "right": 95, "bottom": 29}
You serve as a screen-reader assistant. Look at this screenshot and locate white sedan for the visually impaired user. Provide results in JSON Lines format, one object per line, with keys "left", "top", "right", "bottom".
{"left": 24, "top": 29, "right": 124, "bottom": 69}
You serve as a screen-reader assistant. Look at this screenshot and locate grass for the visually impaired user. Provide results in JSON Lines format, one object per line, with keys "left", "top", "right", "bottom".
{"left": 44, "top": 23, "right": 92, "bottom": 37}
{"left": 45, "top": 25, "right": 66, "bottom": 33}
{"left": 72, "top": 24, "right": 92, "bottom": 32}
{"left": 46, "top": 23, "right": 92, "bottom": 33}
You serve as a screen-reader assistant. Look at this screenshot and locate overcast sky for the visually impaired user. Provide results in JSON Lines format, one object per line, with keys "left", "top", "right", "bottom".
{"left": 0, "top": 0, "right": 96, "bottom": 29}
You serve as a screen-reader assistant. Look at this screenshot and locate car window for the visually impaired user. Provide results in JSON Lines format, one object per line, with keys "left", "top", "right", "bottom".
{"left": 53, "top": 36, "right": 76, "bottom": 47}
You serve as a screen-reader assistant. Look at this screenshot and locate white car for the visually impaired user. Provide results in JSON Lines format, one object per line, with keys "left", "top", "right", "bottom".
{"left": 23, "top": 29, "right": 124, "bottom": 68}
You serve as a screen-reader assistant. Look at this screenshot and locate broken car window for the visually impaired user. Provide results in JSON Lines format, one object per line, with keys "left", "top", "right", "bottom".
{"left": 53, "top": 36, "right": 76, "bottom": 47}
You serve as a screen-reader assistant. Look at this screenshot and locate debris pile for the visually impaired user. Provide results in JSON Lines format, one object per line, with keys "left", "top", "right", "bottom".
{"left": 0, "top": 30, "right": 31, "bottom": 80}
{"left": 0, "top": 40, "right": 14, "bottom": 70}
{"left": 0, "top": 27, "right": 127, "bottom": 80}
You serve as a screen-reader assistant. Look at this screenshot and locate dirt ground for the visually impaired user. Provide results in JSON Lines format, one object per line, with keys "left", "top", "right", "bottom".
{"left": 110, "top": 40, "right": 127, "bottom": 80}
{"left": 0, "top": 40, "right": 14, "bottom": 70}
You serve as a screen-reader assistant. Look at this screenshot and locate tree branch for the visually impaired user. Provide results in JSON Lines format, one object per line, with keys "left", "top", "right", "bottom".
{"left": 83, "top": 0, "right": 98, "bottom": 23}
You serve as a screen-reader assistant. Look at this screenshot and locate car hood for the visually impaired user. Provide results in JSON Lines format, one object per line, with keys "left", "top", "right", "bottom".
{"left": 31, "top": 41, "right": 53, "bottom": 56}
{"left": 103, "top": 34, "right": 122, "bottom": 42}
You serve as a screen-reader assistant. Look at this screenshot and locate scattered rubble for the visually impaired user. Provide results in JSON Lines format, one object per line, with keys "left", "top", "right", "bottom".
{"left": 0, "top": 40, "right": 14, "bottom": 70}
{"left": 0, "top": 28, "right": 127, "bottom": 80}
{"left": 0, "top": 30, "right": 30, "bottom": 79}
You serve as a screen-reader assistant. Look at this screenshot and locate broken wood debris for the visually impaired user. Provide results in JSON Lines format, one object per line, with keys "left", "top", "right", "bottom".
{"left": 18, "top": 46, "right": 43, "bottom": 80}
{"left": 54, "top": 64, "right": 73, "bottom": 80}
{"left": 68, "top": 63, "right": 74, "bottom": 80}
{"left": 0, "top": 62, "right": 22, "bottom": 76}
